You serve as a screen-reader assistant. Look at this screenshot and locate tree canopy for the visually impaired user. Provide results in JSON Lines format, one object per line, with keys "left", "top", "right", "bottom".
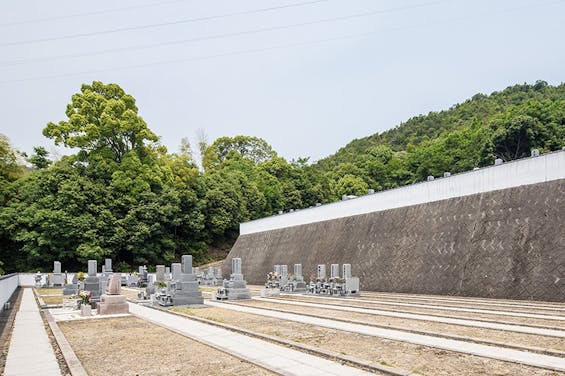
{"left": 0, "top": 80, "right": 563, "bottom": 273}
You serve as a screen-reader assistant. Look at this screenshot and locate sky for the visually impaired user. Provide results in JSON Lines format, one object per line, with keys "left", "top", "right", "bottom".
{"left": 1, "top": 0, "right": 564, "bottom": 163}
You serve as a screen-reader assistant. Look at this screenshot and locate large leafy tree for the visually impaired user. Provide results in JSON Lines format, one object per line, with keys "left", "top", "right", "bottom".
{"left": 43, "top": 81, "right": 158, "bottom": 163}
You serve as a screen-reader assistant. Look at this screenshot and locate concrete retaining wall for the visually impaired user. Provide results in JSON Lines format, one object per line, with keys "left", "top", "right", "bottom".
{"left": 0, "top": 274, "right": 19, "bottom": 311}
{"left": 225, "top": 178, "right": 565, "bottom": 301}
{"left": 242, "top": 151, "right": 565, "bottom": 235}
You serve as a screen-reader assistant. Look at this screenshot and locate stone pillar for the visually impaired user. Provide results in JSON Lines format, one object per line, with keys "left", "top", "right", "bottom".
{"left": 84, "top": 260, "right": 100, "bottom": 301}
{"left": 330, "top": 264, "right": 340, "bottom": 279}
{"left": 182, "top": 255, "right": 193, "bottom": 275}
{"left": 274, "top": 265, "right": 281, "bottom": 275}
{"left": 317, "top": 264, "right": 326, "bottom": 280}
{"left": 156, "top": 265, "right": 165, "bottom": 282}
{"left": 54, "top": 261, "right": 61, "bottom": 274}
{"left": 231, "top": 258, "right": 242, "bottom": 275}
{"left": 51, "top": 261, "right": 64, "bottom": 286}
{"left": 171, "top": 263, "right": 182, "bottom": 281}
{"left": 293, "top": 264, "right": 302, "bottom": 278}
{"left": 104, "top": 258, "right": 112, "bottom": 272}
{"left": 342, "top": 264, "right": 352, "bottom": 279}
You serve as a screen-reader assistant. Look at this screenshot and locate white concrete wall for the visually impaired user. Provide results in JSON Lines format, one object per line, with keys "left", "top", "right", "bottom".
{"left": 0, "top": 274, "right": 19, "bottom": 311}
{"left": 241, "top": 150, "right": 565, "bottom": 235}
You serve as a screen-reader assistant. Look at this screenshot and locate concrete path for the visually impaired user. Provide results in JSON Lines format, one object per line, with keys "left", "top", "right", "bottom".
{"left": 262, "top": 297, "right": 565, "bottom": 338}
{"left": 4, "top": 288, "right": 61, "bottom": 376}
{"left": 207, "top": 300, "right": 565, "bottom": 372}
{"left": 281, "top": 294, "right": 565, "bottom": 321}
{"left": 128, "top": 303, "right": 371, "bottom": 376}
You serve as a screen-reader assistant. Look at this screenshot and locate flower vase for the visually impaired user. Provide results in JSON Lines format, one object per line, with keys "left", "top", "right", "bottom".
{"left": 80, "top": 304, "right": 92, "bottom": 316}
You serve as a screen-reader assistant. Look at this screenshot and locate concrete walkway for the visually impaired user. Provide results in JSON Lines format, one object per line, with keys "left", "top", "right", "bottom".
{"left": 207, "top": 300, "right": 565, "bottom": 372}
{"left": 128, "top": 303, "right": 371, "bottom": 376}
{"left": 4, "top": 288, "right": 61, "bottom": 376}
{"left": 280, "top": 294, "right": 565, "bottom": 321}
{"left": 260, "top": 297, "right": 565, "bottom": 338}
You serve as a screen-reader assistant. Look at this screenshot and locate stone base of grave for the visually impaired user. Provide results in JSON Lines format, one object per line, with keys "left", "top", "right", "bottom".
{"left": 97, "top": 294, "right": 129, "bottom": 315}
{"left": 291, "top": 281, "right": 307, "bottom": 293}
{"left": 62, "top": 284, "right": 78, "bottom": 295}
{"left": 260, "top": 288, "right": 280, "bottom": 297}
{"left": 172, "top": 291, "right": 204, "bottom": 306}
{"left": 226, "top": 288, "right": 251, "bottom": 300}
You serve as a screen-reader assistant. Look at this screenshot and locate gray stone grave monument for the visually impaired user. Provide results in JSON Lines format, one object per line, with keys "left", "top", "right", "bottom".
{"left": 330, "top": 264, "right": 340, "bottom": 280}
{"left": 291, "top": 263, "right": 307, "bottom": 292}
{"left": 84, "top": 260, "right": 100, "bottom": 301}
{"left": 98, "top": 274, "right": 129, "bottom": 315}
{"left": 156, "top": 265, "right": 165, "bottom": 284}
{"left": 63, "top": 274, "right": 79, "bottom": 296}
{"left": 172, "top": 255, "right": 203, "bottom": 305}
{"left": 215, "top": 258, "right": 251, "bottom": 300}
{"left": 51, "top": 261, "right": 64, "bottom": 287}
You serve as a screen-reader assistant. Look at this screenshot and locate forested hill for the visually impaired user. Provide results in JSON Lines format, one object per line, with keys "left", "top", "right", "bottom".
{"left": 314, "top": 81, "right": 565, "bottom": 190}
{"left": 0, "top": 81, "right": 563, "bottom": 273}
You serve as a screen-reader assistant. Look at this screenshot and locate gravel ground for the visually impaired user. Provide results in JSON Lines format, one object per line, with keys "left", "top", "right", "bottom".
{"left": 58, "top": 316, "right": 275, "bottom": 376}
{"left": 238, "top": 299, "right": 565, "bottom": 352}
{"left": 173, "top": 306, "right": 564, "bottom": 376}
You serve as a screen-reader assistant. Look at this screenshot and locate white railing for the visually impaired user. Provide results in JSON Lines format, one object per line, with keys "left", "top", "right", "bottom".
{"left": 0, "top": 274, "right": 19, "bottom": 311}
{"left": 241, "top": 150, "right": 565, "bottom": 234}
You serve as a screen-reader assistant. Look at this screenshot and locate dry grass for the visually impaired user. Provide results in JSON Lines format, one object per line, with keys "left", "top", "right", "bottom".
{"left": 58, "top": 316, "right": 275, "bottom": 376}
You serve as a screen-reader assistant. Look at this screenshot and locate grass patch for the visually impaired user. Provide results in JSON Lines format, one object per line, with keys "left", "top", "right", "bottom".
{"left": 36, "top": 288, "right": 63, "bottom": 295}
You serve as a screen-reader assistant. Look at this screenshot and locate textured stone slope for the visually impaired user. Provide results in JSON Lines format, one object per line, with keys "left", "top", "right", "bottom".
{"left": 224, "top": 179, "right": 565, "bottom": 301}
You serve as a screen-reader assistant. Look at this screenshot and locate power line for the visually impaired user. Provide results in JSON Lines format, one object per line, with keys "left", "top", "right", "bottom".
{"left": 0, "top": 0, "right": 331, "bottom": 47}
{"left": 0, "top": 0, "right": 189, "bottom": 28}
{"left": 1, "top": 0, "right": 561, "bottom": 85}
{"left": 0, "top": 0, "right": 446, "bottom": 67}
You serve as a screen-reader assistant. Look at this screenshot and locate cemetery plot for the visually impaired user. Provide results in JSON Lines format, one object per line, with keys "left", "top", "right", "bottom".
{"left": 35, "top": 288, "right": 64, "bottom": 305}
{"left": 233, "top": 299, "right": 565, "bottom": 353}
{"left": 57, "top": 316, "right": 275, "bottom": 376}
{"left": 273, "top": 295, "right": 565, "bottom": 328}
{"left": 172, "top": 306, "right": 560, "bottom": 376}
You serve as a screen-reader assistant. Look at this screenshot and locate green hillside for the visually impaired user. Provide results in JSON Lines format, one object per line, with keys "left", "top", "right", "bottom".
{"left": 314, "top": 80, "right": 565, "bottom": 190}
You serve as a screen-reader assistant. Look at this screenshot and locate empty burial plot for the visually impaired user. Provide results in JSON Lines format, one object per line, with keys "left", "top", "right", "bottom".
{"left": 274, "top": 295, "right": 565, "bottom": 328}
{"left": 35, "top": 288, "right": 64, "bottom": 305}
{"left": 58, "top": 316, "right": 275, "bottom": 376}
{"left": 235, "top": 299, "right": 565, "bottom": 353}
{"left": 348, "top": 295, "right": 565, "bottom": 315}
{"left": 172, "top": 306, "right": 562, "bottom": 376}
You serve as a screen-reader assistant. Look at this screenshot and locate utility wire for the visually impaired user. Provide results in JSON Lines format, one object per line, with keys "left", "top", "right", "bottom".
{"left": 0, "top": 0, "right": 188, "bottom": 28}
{"left": 1, "top": 0, "right": 562, "bottom": 85}
{"left": 0, "top": 0, "right": 331, "bottom": 47}
{"left": 0, "top": 0, "right": 446, "bottom": 67}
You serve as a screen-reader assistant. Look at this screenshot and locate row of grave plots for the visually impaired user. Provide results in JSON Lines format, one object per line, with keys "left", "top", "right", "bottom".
{"left": 36, "top": 284, "right": 565, "bottom": 376}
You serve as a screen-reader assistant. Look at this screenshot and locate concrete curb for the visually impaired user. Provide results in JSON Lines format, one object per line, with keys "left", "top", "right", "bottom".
{"left": 165, "top": 306, "right": 416, "bottom": 376}
{"left": 43, "top": 310, "right": 88, "bottom": 376}
{"left": 248, "top": 299, "right": 565, "bottom": 356}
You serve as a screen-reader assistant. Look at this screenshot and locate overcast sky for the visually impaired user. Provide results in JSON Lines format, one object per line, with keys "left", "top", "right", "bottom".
{"left": 1, "top": 0, "right": 564, "bottom": 163}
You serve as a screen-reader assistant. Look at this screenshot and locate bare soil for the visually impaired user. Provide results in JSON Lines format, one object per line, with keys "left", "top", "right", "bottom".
{"left": 58, "top": 316, "right": 275, "bottom": 376}
{"left": 239, "top": 299, "right": 565, "bottom": 352}
{"left": 275, "top": 295, "right": 565, "bottom": 329}
{"left": 36, "top": 288, "right": 63, "bottom": 295}
{"left": 173, "top": 306, "right": 564, "bottom": 376}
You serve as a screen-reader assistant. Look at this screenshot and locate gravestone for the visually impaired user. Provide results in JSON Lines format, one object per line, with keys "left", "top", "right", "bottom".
{"left": 51, "top": 261, "right": 64, "bottom": 287}
{"left": 330, "top": 264, "right": 340, "bottom": 280}
{"left": 156, "top": 265, "right": 165, "bottom": 283}
{"left": 84, "top": 260, "right": 100, "bottom": 301}
{"left": 291, "top": 263, "right": 307, "bottom": 292}
{"left": 317, "top": 264, "right": 326, "bottom": 280}
{"left": 98, "top": 274, "right": 129, "bottom": 315}
{"left": 172, "top": 255, "right": 204, "bottom": 305}
{"left": 63, "top": 273, "right": 79, "bottom": 296}
{"left": 171, "top": 263, "right": 182, "bottom": 281}
{"left": 215, "top": 258, "right": 251, "bottom": 300}
{"left": 165, "top": 266, "right": 171, "bottom": 281}
{"left": 99, "top": 259, "right": 113, "bottom": 297}
{"left": 104, "top": 258, "right": 112, "bottom": 272}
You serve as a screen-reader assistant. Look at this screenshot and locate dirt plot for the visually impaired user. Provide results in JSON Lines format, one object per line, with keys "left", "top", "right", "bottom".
{"left": 36, "top": 288, "right": 63, "bottom": 295}
{"left": 41, "top": 296, "right": 64, "bottom": 305}
{"left": 276, "top": 295, "right": 565, "bottom": 329}
{"left": 174, "top": 306, "right": 564, "bottom": 376}
{"left": 241, "top": 299, "right": 565, "bottom": 352}
{"left": 58, "top": 316, "right": 275, "bottom": 376}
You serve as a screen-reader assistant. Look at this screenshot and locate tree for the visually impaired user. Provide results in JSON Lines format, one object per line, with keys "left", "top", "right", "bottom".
{"left": 43, "top": 81, "right": 158, "bottom": 163}
{"left": 28, "top": 146, "right": 52, "bottom": 169}
{"left": 0, "top": 133, "right": 24, "bottom": 183}
{"left": 203, "top": 135, "right": 277, "bottom": 170}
